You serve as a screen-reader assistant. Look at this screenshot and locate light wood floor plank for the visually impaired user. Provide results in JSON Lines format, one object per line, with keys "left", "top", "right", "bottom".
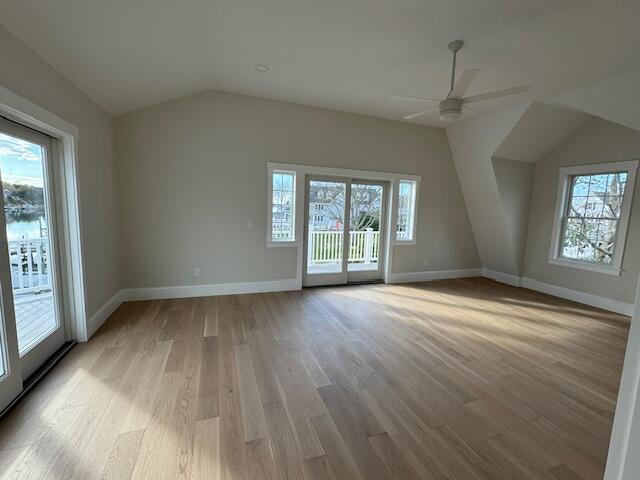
{"left": 235, "top": 344, "right": 268, "bottom": 442}
{"left": 130, "top": 371, "right": 182, "bottom": 480}
{"left": 191, "top": 417, "right": 220, "bottom": 480}
{"left": 100, "top": 429, "right": 145, "bottom": 480}
{"left": 245, "top": 436, "right": 278, "bottom": 480}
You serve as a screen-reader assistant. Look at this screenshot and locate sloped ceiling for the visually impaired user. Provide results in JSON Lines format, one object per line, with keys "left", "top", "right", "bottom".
{"left": 493, "top": 102, "right": 592, "bottom": 163}
{"left": 552, "top": 68, "right": 640, "bottom": 133}
{"left": 1, "top": 1, "right": 640, "bottom": 126}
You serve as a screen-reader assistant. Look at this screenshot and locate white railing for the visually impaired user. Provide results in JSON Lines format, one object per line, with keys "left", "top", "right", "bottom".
{"left": 308, "top": 229, "right": 379, "bottom": 265}
{"left": 8, "top": 238, "right": 50, "bottom": 294}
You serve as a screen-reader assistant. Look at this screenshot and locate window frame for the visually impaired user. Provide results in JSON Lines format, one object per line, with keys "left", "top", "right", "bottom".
{"left": 267, "top": 168, "right": 298, "bottom": 246}
{"left": 266, "top": 163, "right": 421, "bottom": 254}
{"left": 395, "top": 179, "right": 418, "bottom": 243}
{"left": 548, "top": 160, "right": 638, "bottom": 276}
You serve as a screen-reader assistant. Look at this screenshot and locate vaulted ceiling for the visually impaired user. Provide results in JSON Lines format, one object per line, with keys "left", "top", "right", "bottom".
{"left": 493, "top": 102, "right": 592, "bottom": 163}
{"left": 1, "top": 1, "right": 640, "bottom": 126}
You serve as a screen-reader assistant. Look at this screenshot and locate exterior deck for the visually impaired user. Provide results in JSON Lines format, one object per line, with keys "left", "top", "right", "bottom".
{"left": 308, "top": 262, "right": 380, "bottom": 274}
{"left": 307, "top": 229, "right": 381, "bottom": 274}
{"left": 7, "top": 237, "right": 57, "bottom": 352}
{"left": 15, "top": 293, "right": 56, "bottom": 353}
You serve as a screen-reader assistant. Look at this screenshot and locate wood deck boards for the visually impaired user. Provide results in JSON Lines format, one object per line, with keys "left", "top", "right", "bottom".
{"left": 14, "top": 295, "right": 56, "bottom": 350}
{"left": 0, "top": 278, "right": 630, "bottom": 479}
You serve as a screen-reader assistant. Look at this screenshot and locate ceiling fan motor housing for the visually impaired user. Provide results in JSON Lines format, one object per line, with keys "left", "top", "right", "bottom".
{"left": 439, "top": 97, "right": 463, "bottom": 121}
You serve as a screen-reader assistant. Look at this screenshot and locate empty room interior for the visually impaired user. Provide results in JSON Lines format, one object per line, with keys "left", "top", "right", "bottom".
{"left": 1, "top": 1, "right": 640, "bottom": 479}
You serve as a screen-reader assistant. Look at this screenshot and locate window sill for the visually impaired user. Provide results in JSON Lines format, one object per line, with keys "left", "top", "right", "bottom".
{"left": 267, "top": 240, "right": 300, "bottom": 248}
{"left": 548, "top": 257, "right": 621, "bottom": 276}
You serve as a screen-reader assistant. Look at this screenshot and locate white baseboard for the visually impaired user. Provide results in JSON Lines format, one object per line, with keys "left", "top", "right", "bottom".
{"left": 482, "top": 269, "right": 633, "bottom": 315}
{"left": 87, "top": 290, "right": 124, "bottom": 339}
{"left": 521, "top": 277, "right": 634, "bottom": 316}
{"left": 482, "top": 268, "right": 522, "bottom": 287}
{"left": 389, "top": 268, "right": 482, "bottom": 284}
{"left": 121, "top": 278, "right": 299, "bottom": 302}
{"left": 83, "top": 278, "right": 299, "bottom": 340}
{"left": 87, "top": 271, "right": 482, "bottom": 339}
{"left": 84, "top": 272, "right": 633, "bottom": 342}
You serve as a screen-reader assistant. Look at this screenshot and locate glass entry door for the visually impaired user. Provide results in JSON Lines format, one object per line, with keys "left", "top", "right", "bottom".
{"left": 303, "top": 177, "right": 386, "bottom": 287}
{"left": 304, "top": 178, "right": 349, "bottom": 286}
{"left": 0, "top": 118, "right": 65, "bottom": 412}
{"left": 347, "top": 182, "right": 386, "bottom": 283}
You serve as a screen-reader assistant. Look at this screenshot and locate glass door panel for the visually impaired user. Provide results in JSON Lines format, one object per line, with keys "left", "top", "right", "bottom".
{"left": 0, "top": 132, "right": 60, "bottom": 356}
{"left": 303, "top": 177, "right": 387, "bottom": 287}
{"left": 0, "top": 119, "right": 64, "bottom": 387}
{"left": 304, "top": 179, "right": 349, "bottom": 286}
{"left": 348, "top": 183, "right": 384, "bottom": 272}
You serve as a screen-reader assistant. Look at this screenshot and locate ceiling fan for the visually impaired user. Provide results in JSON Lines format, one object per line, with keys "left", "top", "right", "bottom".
{"left": 391, "top": 40, "right": 529, "bottom": 122}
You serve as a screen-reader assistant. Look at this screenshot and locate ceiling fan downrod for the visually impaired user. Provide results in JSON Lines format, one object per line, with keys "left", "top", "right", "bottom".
{"left": 448, "top": 40, "right": 464, "bottom": 96}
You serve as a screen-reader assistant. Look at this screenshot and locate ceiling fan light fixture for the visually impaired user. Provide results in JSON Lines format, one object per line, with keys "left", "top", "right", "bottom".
{"left": 439, "top": 97, "right": 463, "bottom": 122}
{"left": 440, "top": 110, "right": 462, "bottom": 122}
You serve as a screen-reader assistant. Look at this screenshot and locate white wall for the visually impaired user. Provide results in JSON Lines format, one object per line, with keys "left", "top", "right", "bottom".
{"left": 446, "top": 104, "right": 529, "bottom": 279}
{"left": 447, "top": 102, "right": 594, "bottom": 283}
{"left": 492, "top": 157, "right": 535, "bottom": 274}
{"left": 0, "top": 25, "right": 120, "bottom": 320}
{"left": 115, "top": 90, "right": 479, "bottom": 289}
{"left": 523, "top": 118, "right": 640, "bottom": 304}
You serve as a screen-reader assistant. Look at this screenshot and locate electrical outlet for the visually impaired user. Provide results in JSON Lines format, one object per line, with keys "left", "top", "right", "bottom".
{"left": 247, "top": 220, "right": 254, "bottom": 229}
{"left": 423, "top": 258, "right": 430, "bottom": 266}
{"left": 194, "top": 266, "right": 200, "bottom": 277}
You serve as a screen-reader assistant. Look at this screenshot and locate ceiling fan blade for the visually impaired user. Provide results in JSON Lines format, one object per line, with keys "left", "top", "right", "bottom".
{"left": 463, "top": 85, "right": 529, "bottom": 104}
{"left": 403, "top": 107, "right": 438, "bottom": 120}
{"left": 390, "top": 94, "right": 439, "bottom": 103}
{"left": 449, "top": 68, "right": 479, "bottom": 98}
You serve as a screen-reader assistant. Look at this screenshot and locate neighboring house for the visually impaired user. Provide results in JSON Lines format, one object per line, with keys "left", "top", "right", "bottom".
{"left": 271, "top": 202, "right": 293, "bottom": 237}
{"left": 309, "top": 202, "right": 339, "bottom": 230}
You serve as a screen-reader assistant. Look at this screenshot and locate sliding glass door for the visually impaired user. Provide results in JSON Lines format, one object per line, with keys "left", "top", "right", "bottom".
{"left": 303, "top": 176, "right": 386, "bottom": 287}
{"left": 0, "top": 118, "right": 64, "bottom": 412}
{"left": 304, "top": 178, "right": 349, "bottom": 286}
{"left": 347, "top": 181, "right": 386, "bottom": 282}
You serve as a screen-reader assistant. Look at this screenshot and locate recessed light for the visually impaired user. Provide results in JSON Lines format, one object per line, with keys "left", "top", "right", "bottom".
{"left": 254, "top": 64, "right": 269, "bottom": 72}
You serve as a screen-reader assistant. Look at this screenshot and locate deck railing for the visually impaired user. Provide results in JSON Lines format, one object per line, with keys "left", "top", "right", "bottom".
{"left": 309, "top": 229, "right": 379, "bottom": 265}
{"left": 8, "top": 238, "right": 50, "bottom": 294}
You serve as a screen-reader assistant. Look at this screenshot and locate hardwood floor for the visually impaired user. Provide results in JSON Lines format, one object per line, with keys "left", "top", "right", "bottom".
{"left": 0, "top": 278, "right": 630, "bottom": 479}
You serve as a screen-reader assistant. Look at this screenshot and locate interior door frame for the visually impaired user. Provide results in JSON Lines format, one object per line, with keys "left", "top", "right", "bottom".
{"left": 0, "top": 85, "right": 87, "bottom": 345}
{"left": 0, "top": 85, "right": 89, "bottom": 412}
{"left": 0, "top": 118, "right": 66, "bottom": 378}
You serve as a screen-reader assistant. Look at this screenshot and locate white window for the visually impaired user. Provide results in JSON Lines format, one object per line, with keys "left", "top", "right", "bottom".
{"left": 267, "top": 163, "right": 420, "bottom": 250}
{"left": 396, "top": 180, "right": 417, "bottom": 241}
{"left": 549, "top": 160, "right": 638, "bottom": 275}
{"left": 270, "top": 170, "right": 296, "bottom": 243}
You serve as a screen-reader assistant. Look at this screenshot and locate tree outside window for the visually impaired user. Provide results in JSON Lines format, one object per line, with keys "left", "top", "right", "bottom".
{"left": 561, "top": 172, "right": 627, "bottom": 264}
